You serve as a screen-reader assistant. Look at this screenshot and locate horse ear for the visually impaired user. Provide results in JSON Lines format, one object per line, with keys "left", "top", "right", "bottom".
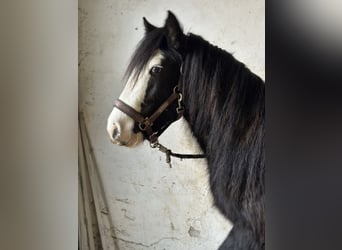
{"left": 143, "top": 17, "right": 157, "bottom": 33}
{"left": 164, "top": 11, "right": 184, "bottom": 50}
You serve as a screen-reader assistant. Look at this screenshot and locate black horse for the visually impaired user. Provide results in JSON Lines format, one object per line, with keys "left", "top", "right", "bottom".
{"left": 107, "top": 11, "right": 265, "bottom": 250}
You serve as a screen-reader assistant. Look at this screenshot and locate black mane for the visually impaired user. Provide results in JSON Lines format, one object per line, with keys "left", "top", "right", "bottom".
{"left": 182, "top": 33, "right": 264, "bottom": 165}
{"left": 182, "top": 33, "right": 265, "bottom": 249}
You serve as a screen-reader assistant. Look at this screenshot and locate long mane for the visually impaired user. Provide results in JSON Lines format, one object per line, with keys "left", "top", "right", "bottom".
{"left": 182, "top": 33, "right": 265, "bottom": 241}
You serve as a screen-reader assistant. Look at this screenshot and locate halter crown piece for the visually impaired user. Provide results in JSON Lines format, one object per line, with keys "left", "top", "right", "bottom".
{"left": 113, "top": 63, "right": 206, "bottom": 167}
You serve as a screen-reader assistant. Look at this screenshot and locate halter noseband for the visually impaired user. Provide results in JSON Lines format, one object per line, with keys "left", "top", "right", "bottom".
{"left": 113, "top": 86, "right": 184, "bottom": 144}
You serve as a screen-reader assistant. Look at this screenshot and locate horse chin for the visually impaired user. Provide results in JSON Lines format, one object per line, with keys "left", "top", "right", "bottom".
{"left": 121, "top": 132, "right": 144, "bottom": 148}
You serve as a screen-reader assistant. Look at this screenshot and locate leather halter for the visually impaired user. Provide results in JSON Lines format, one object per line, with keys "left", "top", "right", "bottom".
{"left": 113, "top": 86, "right": 184, "bottom": 143}
{"left": 112, "top": 63, "right": 206, "bottom": 167}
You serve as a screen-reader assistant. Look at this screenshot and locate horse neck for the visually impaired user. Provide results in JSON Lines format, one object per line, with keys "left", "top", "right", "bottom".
{"left": 180, "top": 36, "right": 265, "bottom": 155}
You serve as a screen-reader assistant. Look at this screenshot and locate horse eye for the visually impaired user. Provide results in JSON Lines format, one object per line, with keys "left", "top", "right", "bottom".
{"left": 150, "top": 66, "right": 162, "bottom": 74}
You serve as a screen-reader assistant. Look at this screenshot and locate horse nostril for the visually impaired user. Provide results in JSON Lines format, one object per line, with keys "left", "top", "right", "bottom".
{"left": 107, "top": 122, "right": 121, "bottom": 144}
{"left": 111, "top": 124, "right": 121, "bottom": 141}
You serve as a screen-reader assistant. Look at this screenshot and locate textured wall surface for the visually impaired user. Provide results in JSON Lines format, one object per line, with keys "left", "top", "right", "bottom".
{"left": 79, "top": 1, "right": 264, "bottom": 249}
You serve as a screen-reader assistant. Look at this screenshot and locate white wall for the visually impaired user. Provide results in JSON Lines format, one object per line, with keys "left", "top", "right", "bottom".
{"left": 79, "top": 1, "right": 264, "bottom": 249}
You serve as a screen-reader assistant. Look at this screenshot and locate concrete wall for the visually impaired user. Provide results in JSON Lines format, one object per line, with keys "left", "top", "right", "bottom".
{"left": 79, "top": 1, "right": 264, "bottom": 249}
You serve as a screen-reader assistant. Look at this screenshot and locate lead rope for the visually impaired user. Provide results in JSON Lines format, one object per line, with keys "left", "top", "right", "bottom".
{"left": 150, "top": 140, "right": 206, "bottom": 168}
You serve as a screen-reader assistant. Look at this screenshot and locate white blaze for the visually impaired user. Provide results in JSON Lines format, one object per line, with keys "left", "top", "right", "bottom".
{"left": 107, "top": 51, "right": 164, "bottom": 146}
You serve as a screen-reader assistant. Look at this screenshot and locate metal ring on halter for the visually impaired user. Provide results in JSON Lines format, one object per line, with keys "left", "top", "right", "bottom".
{"left": 139, "top": 118, "right": 153, "bottom": 131}
{"left": 173, "top": 85, "right": 180, "bottom": 94}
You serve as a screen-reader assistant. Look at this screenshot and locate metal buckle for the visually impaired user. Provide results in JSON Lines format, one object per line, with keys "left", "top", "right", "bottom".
{"left": 149, "top": 138, "right": 159, "bottom": 148}
{"left": 176, "top": 106, "right": 184, "bottom": 115}
{"left": 176, "top": 92, "right": 184, "bottom": 116}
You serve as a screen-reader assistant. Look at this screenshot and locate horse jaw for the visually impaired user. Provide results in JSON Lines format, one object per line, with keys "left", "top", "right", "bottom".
{"left": 107, "top": 51, "right": 164, "bottom": 147}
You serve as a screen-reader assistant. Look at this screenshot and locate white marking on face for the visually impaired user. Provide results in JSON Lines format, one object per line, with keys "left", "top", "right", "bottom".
{"left": 107, "top": 50, "right": 164, "bottom": 147}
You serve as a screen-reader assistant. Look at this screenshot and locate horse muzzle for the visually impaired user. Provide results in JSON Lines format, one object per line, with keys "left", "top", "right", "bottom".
{"left": 107, "top": 110, "right": 143, "bottom": 147}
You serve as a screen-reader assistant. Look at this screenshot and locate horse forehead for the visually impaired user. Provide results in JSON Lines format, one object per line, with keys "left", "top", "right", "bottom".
{"left": 126, "top": 50, "right": 165, "bottom": 88}
{"left": 147, "top": 51, "right": 165, "bottom": 70}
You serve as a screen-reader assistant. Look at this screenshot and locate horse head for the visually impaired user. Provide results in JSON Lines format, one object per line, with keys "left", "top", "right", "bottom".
{"left": 107, "top": 11, "right": 186, "bottom": 147}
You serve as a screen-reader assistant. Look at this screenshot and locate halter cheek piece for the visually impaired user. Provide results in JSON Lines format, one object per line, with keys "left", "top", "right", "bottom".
{"left": 113, "top": 64, "right": 206, "bottom": 167}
